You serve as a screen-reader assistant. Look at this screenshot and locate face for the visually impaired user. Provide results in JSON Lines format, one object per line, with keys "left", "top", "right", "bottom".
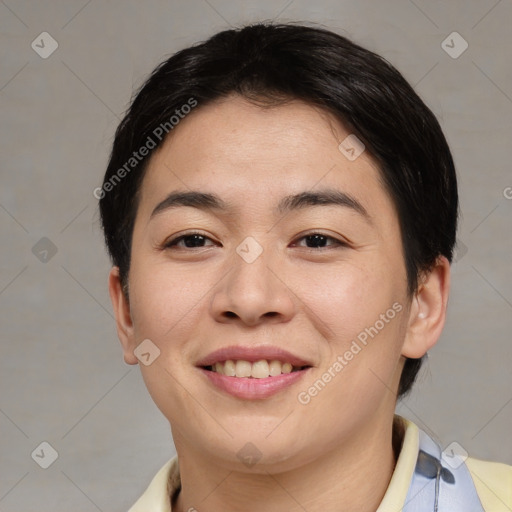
{"left": 110, "top": 95, "right": 442, "bottom": 472}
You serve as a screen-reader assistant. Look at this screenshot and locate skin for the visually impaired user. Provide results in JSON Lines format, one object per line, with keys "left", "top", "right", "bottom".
{"left": 109, "top": 95, "right": 450, "bottom": 512}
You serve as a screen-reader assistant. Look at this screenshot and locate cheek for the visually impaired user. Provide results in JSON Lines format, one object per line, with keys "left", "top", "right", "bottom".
{"left": 127, "top": 260, "right": 208, "bottom": 421}
{"left": 297, "top": 258, "right": 400, "bottom": 342}
{"left": 128, "top": 257, "right": 207, "bottom": 343}
{"left": 296, "top": 258, "right": 407, "bottom": 395}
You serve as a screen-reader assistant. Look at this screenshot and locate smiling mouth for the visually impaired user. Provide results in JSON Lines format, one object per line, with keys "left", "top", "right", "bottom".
{"left": 203, "top": 359, "right": 311, "bottom": 379}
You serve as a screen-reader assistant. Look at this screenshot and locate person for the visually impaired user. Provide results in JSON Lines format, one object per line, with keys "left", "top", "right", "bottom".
{"left": 98, "top": 22, "right": 511, "bottom": 512}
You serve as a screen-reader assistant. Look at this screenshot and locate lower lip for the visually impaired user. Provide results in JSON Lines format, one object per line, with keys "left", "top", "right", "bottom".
{"left": 200, "top": 368, "right": 310, "bottom": 400}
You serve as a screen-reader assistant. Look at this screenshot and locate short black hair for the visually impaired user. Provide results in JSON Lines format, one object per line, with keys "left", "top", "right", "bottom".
{"left": 99, "top": 22, "right": 458, "bottom": 398}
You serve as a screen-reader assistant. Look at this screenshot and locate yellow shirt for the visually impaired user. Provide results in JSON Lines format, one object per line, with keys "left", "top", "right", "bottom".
{"left": 128, "top": 416, "right": 512, "bottom": 511}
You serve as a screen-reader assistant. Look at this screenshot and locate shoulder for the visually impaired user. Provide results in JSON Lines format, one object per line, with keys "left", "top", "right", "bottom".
{"left": 465, "top": 456, "right": 512, "bottom": 511}
{"left": 127, "top": 456, "right": 180, "bottom": 512}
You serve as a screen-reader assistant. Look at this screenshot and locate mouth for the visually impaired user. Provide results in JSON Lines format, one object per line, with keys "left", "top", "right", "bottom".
{"left": 203, "top": 359, "right": 310, "bottom": 378}
{"left": 197, "top": 347, "right": 313, "bottom": 399}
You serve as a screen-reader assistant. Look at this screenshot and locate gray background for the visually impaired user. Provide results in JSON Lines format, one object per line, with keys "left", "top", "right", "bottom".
{"left": 1, "top": 1, "right": 511, "bottom": 511}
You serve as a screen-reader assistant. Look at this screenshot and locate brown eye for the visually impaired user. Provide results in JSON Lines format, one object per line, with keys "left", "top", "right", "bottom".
{"left": 165, "top": 232, "right": 216, "bottom": 249}
{"left": 292, "top": 233, "right": 346, "bottom": 250}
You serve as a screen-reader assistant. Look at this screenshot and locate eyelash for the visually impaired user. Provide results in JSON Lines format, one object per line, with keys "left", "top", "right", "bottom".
{"left": 163, "top": 231, "right": 348, "bottom": 251}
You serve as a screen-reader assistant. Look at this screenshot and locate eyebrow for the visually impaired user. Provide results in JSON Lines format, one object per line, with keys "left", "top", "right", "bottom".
{"left": 150, "top": 188, "right": 371, "bottom": 222}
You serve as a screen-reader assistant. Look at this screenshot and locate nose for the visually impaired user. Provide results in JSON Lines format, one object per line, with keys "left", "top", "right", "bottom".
{"left": 210, "top": 244, "right": 296, "bottom": 327}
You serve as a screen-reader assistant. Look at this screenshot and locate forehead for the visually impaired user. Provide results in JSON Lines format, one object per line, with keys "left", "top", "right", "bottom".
{"left": 136, "top": 95, "right": 394, "bottom": 224}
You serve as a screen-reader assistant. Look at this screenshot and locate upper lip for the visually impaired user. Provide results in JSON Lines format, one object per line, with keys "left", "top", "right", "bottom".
{"left": 196, "top": 345, "right": 313, "bottom": 368}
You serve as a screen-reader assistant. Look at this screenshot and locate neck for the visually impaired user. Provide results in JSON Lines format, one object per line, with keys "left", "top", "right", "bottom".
{"left": 172, "top": 415, "right": 404, "bottom": 512}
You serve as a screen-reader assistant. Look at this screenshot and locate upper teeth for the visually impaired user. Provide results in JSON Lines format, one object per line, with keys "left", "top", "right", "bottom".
{"left": 212, "top": 360, "right": 296, "bottom": 378}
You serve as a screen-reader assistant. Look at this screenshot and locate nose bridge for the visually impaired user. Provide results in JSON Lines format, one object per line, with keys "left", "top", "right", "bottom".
{"left": 210, "top": 235, "right": 295, "bottom": 325}
{"left": 233, "top": 238, "right": 273, "bottom": 298}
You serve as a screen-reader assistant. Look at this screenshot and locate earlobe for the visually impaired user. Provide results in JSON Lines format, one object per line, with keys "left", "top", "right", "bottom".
{"left": 402, "top": 256, "right": 451, "bottom": 359}
{"left": 108, "top": 267, "right": 139, "bottom": 365}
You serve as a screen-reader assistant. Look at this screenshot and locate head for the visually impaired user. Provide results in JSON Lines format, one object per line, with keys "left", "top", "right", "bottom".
{"left": 100, "top": 23, "right": 457, "bottom": 469}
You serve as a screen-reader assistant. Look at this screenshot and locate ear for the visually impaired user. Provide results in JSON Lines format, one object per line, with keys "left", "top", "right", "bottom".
{"left": 402, "top": 256, "right": 451, "bottom": 359}
{"left": 108, "top": 267, "right": 138, "bottom": 365}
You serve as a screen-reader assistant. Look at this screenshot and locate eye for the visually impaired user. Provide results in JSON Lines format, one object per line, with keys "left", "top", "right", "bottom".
{"left": 163, "top": 232, "right": 217, "bottom": 249}
{"left": 291, "top": 232, "right": 347, "bottom": 250}
{"left": 162, "top": 231, "right": 347, "bottom": 251}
